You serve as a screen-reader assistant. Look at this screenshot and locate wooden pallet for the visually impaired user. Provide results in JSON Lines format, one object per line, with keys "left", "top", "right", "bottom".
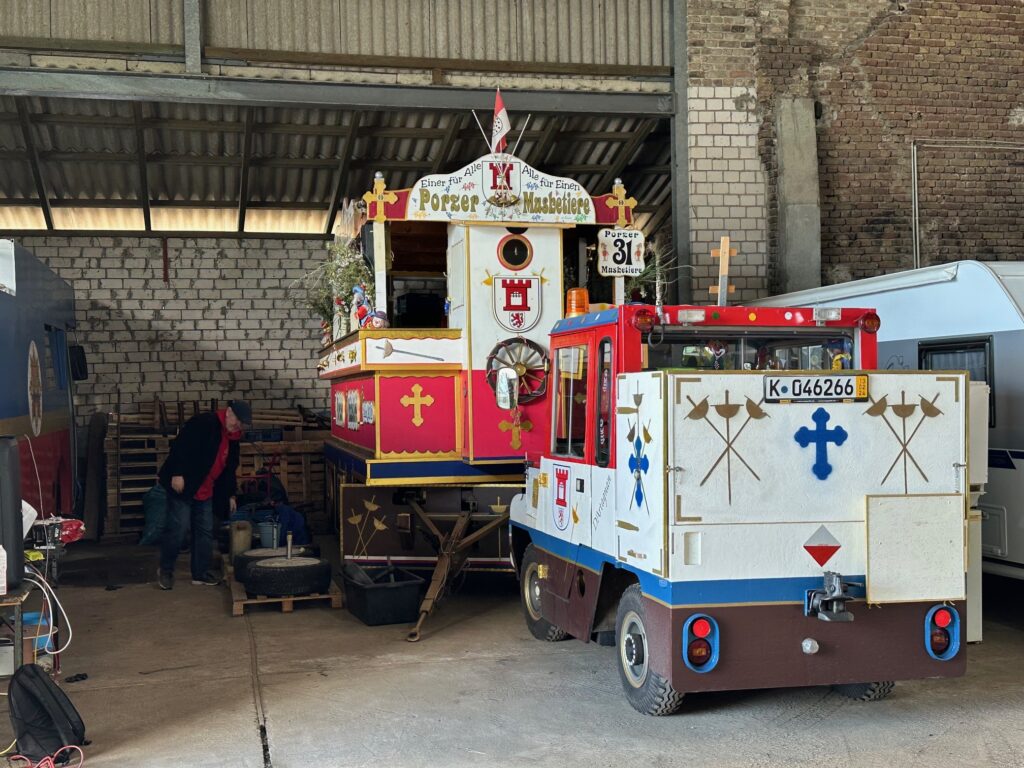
{"left": 229, "top": 578, "right": 343, "bottom": 616}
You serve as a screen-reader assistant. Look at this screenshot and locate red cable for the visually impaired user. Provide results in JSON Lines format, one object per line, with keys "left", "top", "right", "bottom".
{"left": 10, "top": 744, "right": 84, "bottom": 768}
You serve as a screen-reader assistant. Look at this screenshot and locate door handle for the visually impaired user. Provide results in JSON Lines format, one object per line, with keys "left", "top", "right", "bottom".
{"left": 576, "top": 478, "right": 585, "bottom": 493}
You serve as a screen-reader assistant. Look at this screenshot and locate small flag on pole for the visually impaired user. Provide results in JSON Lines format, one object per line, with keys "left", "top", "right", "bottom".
{"left": 490, "top": 88, "right": 510, "bottom": 154}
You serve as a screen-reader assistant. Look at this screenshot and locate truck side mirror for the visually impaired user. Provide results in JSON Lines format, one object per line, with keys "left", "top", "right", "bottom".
{"left": 496, "top": 367, "right": 519, "bottom": 411}
{"left": 69, "top": 344, "right": 88, "bottom": 381}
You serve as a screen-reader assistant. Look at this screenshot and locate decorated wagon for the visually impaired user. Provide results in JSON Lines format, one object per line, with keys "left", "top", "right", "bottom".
{"left": 318, "top": 137, "right": 643, "bottom": 638}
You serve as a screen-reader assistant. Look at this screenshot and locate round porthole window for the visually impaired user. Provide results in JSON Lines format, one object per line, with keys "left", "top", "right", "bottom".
{"left": 497, "top": 234, "right": 533, "bottom": 270}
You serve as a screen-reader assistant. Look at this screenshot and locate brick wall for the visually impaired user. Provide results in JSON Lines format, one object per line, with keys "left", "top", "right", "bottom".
{"left": 687, "top": 1, "right": 769, "bottom": 301}
{"left": 21, "top": 236, "right": 330, "bottom": 425}
{"left": 743, "top": 0, "right": 1024, "bottom": 287}
{"left": 815, "top": 0, "right": 1024, "bottom": 279}
{"left": 689, "top": 0, "right": 1024, "bottom": 292}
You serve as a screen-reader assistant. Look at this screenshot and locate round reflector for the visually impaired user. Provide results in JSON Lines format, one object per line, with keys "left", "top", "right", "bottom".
{"left": 933, "top": 608, "right": 952, "bottom": 628}
{"left": 859, "top": 312, "right": 881, "bottom": 334}
{"left": 687, "top": 638, "right": 712, "bottom": 667}
{"left": 930, "top": 627, "right": 950, "bottom": 655}
{"left": 691, "top": 618, "right": 712, "bottom": 639}
{"left": 632, "top": 309, "right": 655, "bottom": 333}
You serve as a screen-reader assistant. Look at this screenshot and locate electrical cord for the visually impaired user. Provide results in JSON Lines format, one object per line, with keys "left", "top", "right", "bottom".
{"left": 25, "top": 576, "right": 70, "bottom": 656}
{"left": 9, "top": 744, "right": 84, "bottom": 767}
{"left": 23, "top": 565, "right": 72, "bottom": 656}
{"left": 20, "top": 435, "right": 44, "bottom": 519}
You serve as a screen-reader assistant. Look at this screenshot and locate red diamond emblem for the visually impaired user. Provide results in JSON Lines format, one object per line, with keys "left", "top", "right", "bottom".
{"left": 803, "top": 525, "right": 840, "bottom": 567}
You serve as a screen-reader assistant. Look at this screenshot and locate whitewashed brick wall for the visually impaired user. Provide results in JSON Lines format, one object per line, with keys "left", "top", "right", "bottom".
{"left": 21, "top": 236, "right": 331, "bottom": 425}
{"left": 688, "top": 85, "right": 769, "bottom": 301}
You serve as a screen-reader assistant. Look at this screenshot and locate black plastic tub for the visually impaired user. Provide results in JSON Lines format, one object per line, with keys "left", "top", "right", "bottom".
{"left": 342, "top": 566, "right": 425, "bottom": 626}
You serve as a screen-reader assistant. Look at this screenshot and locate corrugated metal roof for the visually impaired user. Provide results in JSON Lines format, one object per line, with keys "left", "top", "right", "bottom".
{"left": 0, "top": 94, "right": 673, "bottom": 237}
{"left": 8, "top": 0, "right": 670, "bottom": 66}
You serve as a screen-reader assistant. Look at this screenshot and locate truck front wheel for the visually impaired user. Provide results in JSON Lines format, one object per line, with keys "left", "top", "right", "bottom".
{"left": 520, "top": 545, "right": 568, "bottom": 642}
{"left": 616, "top": 584, "right": 684, "bottom": 715}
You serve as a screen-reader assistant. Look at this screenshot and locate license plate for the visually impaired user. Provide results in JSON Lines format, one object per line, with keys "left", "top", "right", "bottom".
{"left": 763, "top": 374, "right": 868, "bottom": 403}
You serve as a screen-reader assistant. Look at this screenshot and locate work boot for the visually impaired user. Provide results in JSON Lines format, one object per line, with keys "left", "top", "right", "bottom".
{"left": 157, "top": 568, "right": 174, "bottom": 591}
{"left": 191, "top": 572, "right": 222, "bottom": 586}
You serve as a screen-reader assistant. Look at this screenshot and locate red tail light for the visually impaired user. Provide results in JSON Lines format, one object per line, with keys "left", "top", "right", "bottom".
{"left": 632, "top": 309, "right": 656, "bottom": 333}
{"left": 859, "top": 312, "right": 881, "bottom": 334}
{"left": 925, "top": 605, "right": 960, "bottom": 661}
{"left": 683, "top": 614, "right": 720, "bottom": 672}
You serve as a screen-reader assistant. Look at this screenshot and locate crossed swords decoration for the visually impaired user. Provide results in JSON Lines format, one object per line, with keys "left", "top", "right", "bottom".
{"left": 686, "top": 391, "right": 769, "bottom": 504}
{"left": 346, "top": 496, "right": 390, "bottom": 557}
{"left": 865, "top": 390, "right": 942, "bottom": 493}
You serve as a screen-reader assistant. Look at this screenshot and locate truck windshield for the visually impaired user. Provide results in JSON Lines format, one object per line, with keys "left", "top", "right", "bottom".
{"left": 643, "top": 329, "right": 855, "bottom": 371}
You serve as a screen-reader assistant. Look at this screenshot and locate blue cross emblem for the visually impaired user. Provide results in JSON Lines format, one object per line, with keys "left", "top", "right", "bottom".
{"left": 794, "top": 407, "right": 847, "bottom": 480}
{"left": 628, "top": 435, "right": 650, "bottom": 508}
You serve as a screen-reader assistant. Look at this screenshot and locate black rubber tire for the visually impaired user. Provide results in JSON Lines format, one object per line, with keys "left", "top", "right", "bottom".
{"left": 520, "top": 545, "right": 569, "bottom": 642}
{"left": 244, "top": 557, "right": 332, "bottom": 597}
{"left": 233, "top": 545, "right": 321, "bottom": 583}
{"left": 615, "top": 584, "right": 684, "bottom": 716}
{"left": 832, "top": 681, "right": 895, "bottom": 702}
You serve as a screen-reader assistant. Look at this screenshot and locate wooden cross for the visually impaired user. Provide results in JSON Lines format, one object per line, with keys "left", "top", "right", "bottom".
{"left": 709, "top": 235, "right": 737, "bottom": 307}
{"left": 400, "top": 383, "right": 434, "bottom": 427}
{"left": 604, "top": 178, "right": 637, "bottom": 228}
{"left": 362, "top": 173, "right": 398, "bottom": 223}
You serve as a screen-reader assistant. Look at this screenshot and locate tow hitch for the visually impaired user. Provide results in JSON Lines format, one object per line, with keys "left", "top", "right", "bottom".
{"left": 805, "top": 571, "right": 855, "bottom": 622}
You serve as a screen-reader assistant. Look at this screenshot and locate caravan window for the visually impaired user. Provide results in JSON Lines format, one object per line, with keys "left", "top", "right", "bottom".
{"left": 643, "top": 330, "right": 854, "bottom": 372}
{"left": 919, "top": 338, "right": 994, "bottom": 426}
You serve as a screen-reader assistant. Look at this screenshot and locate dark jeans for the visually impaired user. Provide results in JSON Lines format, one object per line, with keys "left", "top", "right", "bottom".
{"left": 159, "top": 496, "right": 213, "bottom": 581}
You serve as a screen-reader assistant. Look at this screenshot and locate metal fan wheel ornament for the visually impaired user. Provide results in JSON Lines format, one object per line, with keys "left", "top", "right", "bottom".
{"left": 485, "top": 337, "right": 549, "bottom": 404}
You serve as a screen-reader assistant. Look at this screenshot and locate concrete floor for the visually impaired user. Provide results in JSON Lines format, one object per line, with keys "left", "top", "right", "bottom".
{"left": 4, "top": 542, "right": 1024, "bottom": 768}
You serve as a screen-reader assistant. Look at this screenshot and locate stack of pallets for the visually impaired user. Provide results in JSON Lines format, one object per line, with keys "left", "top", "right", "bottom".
{"left": 104, "top": 425, "right": 171, "bottom": 535}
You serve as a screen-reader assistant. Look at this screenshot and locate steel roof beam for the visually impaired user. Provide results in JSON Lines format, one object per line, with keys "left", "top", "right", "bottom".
{"left": 528, "top": 116, "right": 566, "bottom": 170}
{"left": 0, "top": 69, "right": 674, "bottom": 116}
{"left": 324, "top": 112, "right": 362, "bottom": 236}
{"left": 596, "top": 119, "right": 660, "bottom": 193}
{"left": 132, "top": 103, "right": 153, "bottom": 231}
{"left": 237, "top": 107, "right": 254, "bottom": 232}
{"left": 643, "top": 196, "right": 673, "bottom": 237}
{"left": 431, "top": 113, "right": 467, "bottom": 175}
{"left": 15, "top": 99, "right": 53, "bottom": 230}
{"left": 0, "top": 197, "right": 331, "bottom": 210}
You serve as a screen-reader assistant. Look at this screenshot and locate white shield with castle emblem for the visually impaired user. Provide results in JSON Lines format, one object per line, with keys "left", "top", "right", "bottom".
{"left": 493, "top": 275, "right": 542, "bottom": 333}
{"left": 481, "top": 158, "right": 521, "bottom": 207}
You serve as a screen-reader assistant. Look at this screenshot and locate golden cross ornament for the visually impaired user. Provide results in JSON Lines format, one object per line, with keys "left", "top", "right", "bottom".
{"left": 498, "top": 408, "right": 533, "bottom": 450}
{"left": 400, "top": 383, "right": 434, "bottom": 427}
{"left": 604, "top": 178, "right": 637, "bottom": 228}
{"left": 363, "top": 172, "right": 398, "bottom": 223}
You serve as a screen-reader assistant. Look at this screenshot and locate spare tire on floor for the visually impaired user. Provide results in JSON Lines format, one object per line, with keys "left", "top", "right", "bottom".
{"left": 233, "top": 545, "right": 321, "bottom": 583}
{"left": 244, "top": 557, "right": 332, "bottom": 597}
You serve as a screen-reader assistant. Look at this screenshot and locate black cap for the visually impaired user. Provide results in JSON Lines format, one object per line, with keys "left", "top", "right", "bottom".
{"left": 228, "top": 400, "right": 252, "bottom": 425}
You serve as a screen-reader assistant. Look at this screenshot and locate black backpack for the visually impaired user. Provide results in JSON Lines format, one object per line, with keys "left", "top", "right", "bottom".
{"left": 8, "top": 664, "right": 86, "bottom": 761}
